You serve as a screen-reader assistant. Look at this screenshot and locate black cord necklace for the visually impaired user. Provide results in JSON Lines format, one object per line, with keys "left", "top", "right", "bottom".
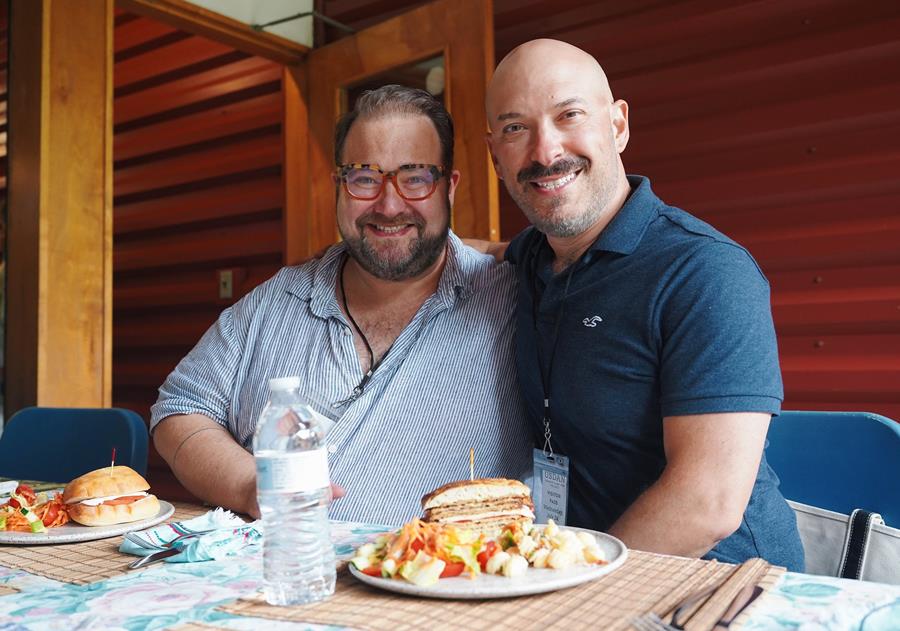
{"left": 334, "top": 256, "right": 391, "bottom": 406}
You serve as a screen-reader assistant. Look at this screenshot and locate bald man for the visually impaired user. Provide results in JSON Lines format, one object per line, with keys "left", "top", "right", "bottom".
{"left": 485, "top": 39, "right": 804, "bottom": 570}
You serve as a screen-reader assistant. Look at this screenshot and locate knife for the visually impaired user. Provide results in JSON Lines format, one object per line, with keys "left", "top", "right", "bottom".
{"left": 714, "top": 584, "right": 763, "bottom": 628}
{"left": 128, "top": 547, "right": 184, "bottom": 569}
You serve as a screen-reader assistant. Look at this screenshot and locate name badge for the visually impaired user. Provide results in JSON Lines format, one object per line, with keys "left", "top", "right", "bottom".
{"left": 532, "top": 448, "right": 569, "bottom": 525}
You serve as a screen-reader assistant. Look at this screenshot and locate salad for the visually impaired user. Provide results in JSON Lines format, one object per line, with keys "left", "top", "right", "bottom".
{"left": 350, "top": 518, "right": 607, "bottom": 586}
{"left": 0, "top": 484, "right": 70, "bottom": 532}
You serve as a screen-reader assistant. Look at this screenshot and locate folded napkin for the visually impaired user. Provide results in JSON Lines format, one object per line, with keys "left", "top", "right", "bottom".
{"left": 119, "top": 508, "right": 263, "bottom": 563}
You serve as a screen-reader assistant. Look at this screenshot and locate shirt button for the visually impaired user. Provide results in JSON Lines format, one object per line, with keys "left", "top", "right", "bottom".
{"left": 327, "top": 444, "right": 337, "bottom": 454}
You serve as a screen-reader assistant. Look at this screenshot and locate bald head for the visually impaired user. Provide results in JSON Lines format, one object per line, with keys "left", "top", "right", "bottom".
{"left": 487, "top": 39, "right": 613, "bottom": 124}
{"left": 484, "top": 38, "right": 631, "bottom": 243}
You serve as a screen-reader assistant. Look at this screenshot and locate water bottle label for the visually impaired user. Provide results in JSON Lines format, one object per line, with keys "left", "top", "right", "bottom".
{"left": 256, "top": 449, "right": 330, "bottom": 493}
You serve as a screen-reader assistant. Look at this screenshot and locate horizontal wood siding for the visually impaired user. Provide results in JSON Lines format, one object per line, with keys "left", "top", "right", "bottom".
{"left": 494, "top": 0, "right": 900, "bottom": 421}
{"left": 323, "top": 0, "right": 900, "bottom": 422}
{"left": 0, "top": 2, "right": 6, "bottom": 421}
{"left": 113, "top": 12, "right": 284, "bottom": 497}
{"left": 0, "top": 3, "right": 6, "bottom": 204}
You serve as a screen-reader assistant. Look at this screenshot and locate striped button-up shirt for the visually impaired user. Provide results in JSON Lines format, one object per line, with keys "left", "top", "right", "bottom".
{"left": 151, "top": 232, "right": 531, "bottom": 525}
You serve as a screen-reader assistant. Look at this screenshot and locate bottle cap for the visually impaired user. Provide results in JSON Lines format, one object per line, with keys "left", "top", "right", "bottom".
{"left": 268, "top": 376, "right": 302, "bottom": 391}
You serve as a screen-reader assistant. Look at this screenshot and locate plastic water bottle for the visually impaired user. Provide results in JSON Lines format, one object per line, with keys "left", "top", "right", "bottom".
{"left": 253, "top": 376, "right": 335, "bottom": 606}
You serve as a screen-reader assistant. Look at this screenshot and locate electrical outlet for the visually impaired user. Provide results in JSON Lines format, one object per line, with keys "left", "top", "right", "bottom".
{"left": 218, "top": 269, "right": 233, "bottom": 299}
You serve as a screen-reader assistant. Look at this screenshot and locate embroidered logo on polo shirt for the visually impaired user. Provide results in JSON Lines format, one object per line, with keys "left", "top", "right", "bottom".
{"left": 582, "top": 316, "right": 603, "bottom": 327}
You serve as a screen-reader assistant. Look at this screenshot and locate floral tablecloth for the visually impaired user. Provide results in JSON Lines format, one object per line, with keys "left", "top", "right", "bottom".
{"left": 0, "top": 521, "right": 898, "bottom": 630}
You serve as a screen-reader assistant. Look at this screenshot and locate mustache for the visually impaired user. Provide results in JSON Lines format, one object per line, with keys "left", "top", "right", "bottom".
{"left": 355, "top": 211, "right": 425, "bottom": 230}
{"left": 517, "top": 157, "right": 588, "bottom": 183}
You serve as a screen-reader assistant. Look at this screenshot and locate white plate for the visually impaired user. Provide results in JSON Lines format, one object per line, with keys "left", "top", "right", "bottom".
{"left": 0, "top": 500, "right": 175, "bottom": 545}
{"left": 349, "top": 526, "right": 627, "bottom": 599}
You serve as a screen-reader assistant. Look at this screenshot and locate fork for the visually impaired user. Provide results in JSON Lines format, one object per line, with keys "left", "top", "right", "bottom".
{"left": 632, "top": 572, "right": 733, "bottom": 631}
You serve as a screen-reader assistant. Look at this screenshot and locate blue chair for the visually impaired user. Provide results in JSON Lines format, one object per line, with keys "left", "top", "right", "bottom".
{"left": 766, "top": 410, "right": 900, "bottom": 527}
{"left": 0, "top": 407, "right": 148, "bottom": 482}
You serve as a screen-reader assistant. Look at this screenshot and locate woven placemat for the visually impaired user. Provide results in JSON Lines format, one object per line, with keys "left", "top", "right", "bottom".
{"left": 219, "top": 551, "right": 784, "bottom": 631}
{"left": 0, "top": 585, "right": 19, "bottom": 596}
{"left": 0, "top": 501, "right": 210, "bottom": 585}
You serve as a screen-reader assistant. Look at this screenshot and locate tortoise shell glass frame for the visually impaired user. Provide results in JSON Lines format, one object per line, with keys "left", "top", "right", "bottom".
{"left": 334, "top": 163, "right": 446, "bottom": 201}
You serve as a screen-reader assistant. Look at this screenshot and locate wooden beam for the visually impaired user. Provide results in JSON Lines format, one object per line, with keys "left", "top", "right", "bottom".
{"left": 7, "top": 0, "right": 114, "bottom": 413}
{"left": 117, "top": 0, "right": 309, "bottom": 65}
{"left": 283, "top": 65, "right": 311, "bottom": 265}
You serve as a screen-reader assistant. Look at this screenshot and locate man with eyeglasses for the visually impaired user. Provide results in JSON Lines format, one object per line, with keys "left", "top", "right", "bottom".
{"left": 150, "top": 85, "right": 531, "bottom": 523}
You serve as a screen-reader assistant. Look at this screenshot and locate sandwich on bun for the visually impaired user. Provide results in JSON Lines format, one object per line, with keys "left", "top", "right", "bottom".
{"left": 63, "top": 466, "right": 160, "bottom": 526}
{"left": 421, "top": 478, "right": 534, "bottom": 536}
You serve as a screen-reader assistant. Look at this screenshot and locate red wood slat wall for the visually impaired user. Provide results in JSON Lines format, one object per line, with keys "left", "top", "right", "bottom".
{"left": 113, "top": 12, "right": 284, "bottom": 497}
{"left": 0, "top": 3, "right": 6, "bottom": 206}
{"left": 323, "top": 0, "right": 900, "bottom": 422}
{"left": 0, "top": 2, "right": 6, "bottom": 424}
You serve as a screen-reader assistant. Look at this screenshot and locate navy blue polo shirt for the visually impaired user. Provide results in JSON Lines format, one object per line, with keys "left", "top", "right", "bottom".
{"left": 507, "top": 175, "right": 804, "bottom": 571}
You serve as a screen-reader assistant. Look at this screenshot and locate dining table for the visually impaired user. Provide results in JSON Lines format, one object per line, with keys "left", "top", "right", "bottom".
{"left": 0, "top": 499, "right": 898, "bottom": 631}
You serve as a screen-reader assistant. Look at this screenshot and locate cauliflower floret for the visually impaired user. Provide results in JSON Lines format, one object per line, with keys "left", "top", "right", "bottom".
{"left": 502, "top": 554, "right": 529, "bottom": 577}
{"left": 485, "top": 550, "right": 510, "bottom": 575}
{"left": 544, "top": 520, "right": 560, "bottom": 537}
{"left": 583, "top": 545, "right": 606, "bottom": 564}
{"left": 517, "top": 534, "right": 537, "bottom": 557}
{"left": 530, "top": 547, "right": 551, "bottom": 568}
{"left": 576, "top": 531, "right": 597, "bottom": 548}
{"left": 554, "top": 530, "right": 583, "bottom": 556}
{"left": 547, "top": 548, "right": 576, "bottom": 570}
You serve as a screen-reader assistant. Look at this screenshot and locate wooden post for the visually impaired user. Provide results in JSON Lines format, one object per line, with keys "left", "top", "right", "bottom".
{"left": 6, "top": 0, "right": 114, "bottom": 414}
{"left": 283, "top": 64, "right": 311, "bottom": 265}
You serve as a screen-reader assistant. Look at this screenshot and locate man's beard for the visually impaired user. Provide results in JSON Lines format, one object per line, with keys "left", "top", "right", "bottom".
{"left": 339, "top": 198, "right": 450, "bottom": 281}
{"left": 506, "top": 156, "right": 607, "bottom": 238}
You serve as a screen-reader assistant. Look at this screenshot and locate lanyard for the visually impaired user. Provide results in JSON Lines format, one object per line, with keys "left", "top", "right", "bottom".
{"left": 334, "top": 256, "right": 395, "bottom": 407}
{"left": 530, "top": 241, "right": 579, "bottom": 456}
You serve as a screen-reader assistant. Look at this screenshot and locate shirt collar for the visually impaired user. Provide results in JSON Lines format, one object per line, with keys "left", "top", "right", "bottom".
{"left": 286, "top": 230, "right": 473, "bottom": 319}
{"left": 588, "top": 175, "right": 659, "bottom": 256}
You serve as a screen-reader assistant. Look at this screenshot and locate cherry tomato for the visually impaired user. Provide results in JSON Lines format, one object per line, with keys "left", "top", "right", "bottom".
{"left": 410, "top": 538, "right": 424, "bottom": 553}
{"left": 439, "top": 561, "right": 465, "bottom": 578}
{"left": 477, "top": 541, "right": 498, "bottom": 572}
{"left": 7, "top": 498, "right": 20, "bottom": 509}
{"left": 41, "top": 503, "right": 60, "bottom": 527}
{"left": 15, "top": 485, "right": 37, "bottom": 506}
{"left": 361, "top": 564, "right": 382, "bottom": 577}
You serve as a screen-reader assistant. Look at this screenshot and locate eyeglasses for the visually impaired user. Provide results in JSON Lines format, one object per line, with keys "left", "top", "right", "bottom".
{"left": 335, "top": 163, "right": 445, "bottom": 201}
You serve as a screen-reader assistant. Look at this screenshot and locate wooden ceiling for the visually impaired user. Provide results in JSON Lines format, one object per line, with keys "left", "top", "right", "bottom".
{"left": 318, "top": 0, "right": 673, "bottom": 59}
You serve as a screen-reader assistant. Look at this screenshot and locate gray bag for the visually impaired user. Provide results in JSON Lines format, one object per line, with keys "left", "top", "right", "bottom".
{"left": 790, "top": 500, "right": 900, "bottom": 585}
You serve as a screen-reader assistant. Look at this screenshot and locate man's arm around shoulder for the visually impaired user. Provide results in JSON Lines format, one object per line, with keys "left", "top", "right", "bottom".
{"left": 153, "top": 413, "right": 260, "bottom": 518}
{"left": 461, "top": 238, "right": 509, "bottom": 262}
{"left": 607, "top": 412, "right": 769, "bottom": 557}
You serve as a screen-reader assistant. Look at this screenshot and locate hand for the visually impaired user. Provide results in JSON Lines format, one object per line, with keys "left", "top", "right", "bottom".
{"left": 461, "top": 238, "right": 509, "bottom": 262}
{"left": 244, "top": 482, "right": 340, "bottom": 519}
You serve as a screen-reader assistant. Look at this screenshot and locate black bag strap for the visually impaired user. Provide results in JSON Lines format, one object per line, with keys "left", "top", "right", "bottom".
{"left": 839, "top": 508, "right": 884, "bottom": 580}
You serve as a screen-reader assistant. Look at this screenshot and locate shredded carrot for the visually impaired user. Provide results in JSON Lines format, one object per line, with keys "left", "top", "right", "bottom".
{"left": 3, "top": 510, "right": 32, "bottom": 532}
{"left": 1, "top": 494, "right": 69, "bottom": 532}
{"left": 39, "top": 495, "right": 70, "bottom": 528}
{"left": 383, "top": 519, "right": 484, "bottom": 565}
